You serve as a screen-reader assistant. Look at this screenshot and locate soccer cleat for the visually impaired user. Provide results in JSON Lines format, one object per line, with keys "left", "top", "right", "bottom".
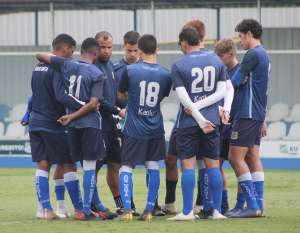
{"left": 97, "top": 208, "right": 118, "bottom": 220}
{"left": 118, "top": 210, "right": 133, "bottom": 222}
{"left": 201, "top": 209, "right": 227, "bottom": 220}
{"left": 193, "top": 205, "right": 203, "bottom": 215}
{"left": 209, "top": 210, "right": 227, "bottom": 220}
{"left": 138, "top": 210, "right": 153, "bottom": 221}
{"left": 74, "top": 211, "right": 97, "bottom": 221}
{"left": 229, "top": 208, "right": 262, "bottom": 218}
{"left": 224, "top": 207, "right": 243, "bottom": 217}
{"left": 55, "top": 205, "right": 71, "bottom": 219}
{"left": 36, "top": 204, "right": 44, "bottom": 219}
{"left": 116, "top": 208, "right": 125, "bottom": 216}
{"left": 167, "top": 211, "right": 197, "bottom": 221}
{"left": 152, "top": 205, "right": 166, "bottom": 216}
{"left": 161, "top": 203, "right": 177, "bottom": 215}
{"left": 43, "top": 209, "right": 59, "bottom": 220}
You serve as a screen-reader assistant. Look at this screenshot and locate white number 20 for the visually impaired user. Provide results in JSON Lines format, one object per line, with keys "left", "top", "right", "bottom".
{"left": 191, "top": 66, "right": 216, "bottom": 93}
{"left": 139, "top": 81, "right": 160, "bottom": 107}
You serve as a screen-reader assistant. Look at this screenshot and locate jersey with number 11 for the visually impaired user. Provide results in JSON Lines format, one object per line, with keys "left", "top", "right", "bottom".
{"left": 119, "top": 62, "right": 172, "bottom": 139}
{"left": 172, "top": 49, "right": 227, "bottom": 128}
{"left": 50, "top": 56, "right": 104, "bottom": 129}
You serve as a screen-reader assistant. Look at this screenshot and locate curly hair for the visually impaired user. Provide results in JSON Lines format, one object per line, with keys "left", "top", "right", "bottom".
{"left": 235, "top": 19, "right": 263, "bottom": 39}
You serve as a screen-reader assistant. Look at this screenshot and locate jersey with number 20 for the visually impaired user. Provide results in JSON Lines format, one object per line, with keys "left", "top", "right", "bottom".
{"left": 172, "top": 49, "right": 227, "bottom": 128}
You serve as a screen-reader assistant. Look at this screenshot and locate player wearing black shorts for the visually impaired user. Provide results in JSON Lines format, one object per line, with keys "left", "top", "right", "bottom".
{"left": 29, "top": 34, "right": 85, "bottom": 220}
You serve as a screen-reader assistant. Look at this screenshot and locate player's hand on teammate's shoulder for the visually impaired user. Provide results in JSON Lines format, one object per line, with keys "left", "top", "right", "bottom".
{"left": 118, "top": 108, "right": 126, "bottom": 118}
{"left": 57, "top": 115, "right": 72, "bottom": 126}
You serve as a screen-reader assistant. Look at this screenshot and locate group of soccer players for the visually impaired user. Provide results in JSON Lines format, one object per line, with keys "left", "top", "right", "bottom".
{"left": 22, "top": 17, "right": 270, "bottom": 221}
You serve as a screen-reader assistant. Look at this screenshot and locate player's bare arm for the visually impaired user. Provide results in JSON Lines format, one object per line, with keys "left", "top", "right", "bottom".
{"left": 36, "top": 53, "right": 55, "bottom": 64}
{"left": 58, "top": 97, "right": 99, "bottom": 126}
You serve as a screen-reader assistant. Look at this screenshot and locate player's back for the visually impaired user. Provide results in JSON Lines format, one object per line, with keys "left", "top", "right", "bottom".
{"left": 59, "top": 59, "right": 103, "bottom": 129}
{"left": 123, "top": 62, "right": 172, "bottom": 139}
{"left": 30, "top": 62, "right": 65, "bottom": 132}
{"left": 174, "top": 49, "right": 227, "bottom": 128}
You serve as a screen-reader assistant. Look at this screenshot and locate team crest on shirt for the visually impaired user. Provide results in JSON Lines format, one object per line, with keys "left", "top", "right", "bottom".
{"left": 231, "top": 131, "right": 238, "bottom": 140}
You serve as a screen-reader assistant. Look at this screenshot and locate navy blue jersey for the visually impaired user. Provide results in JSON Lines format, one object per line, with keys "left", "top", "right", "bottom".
{"left": 172, "top": 49, "right": 227, "bottom": 128}
{"left": 29, "top": 63, "right": 81, "bottom": 133}
{"left": 119, "top": 62, "right": 172, "bottom": 139}
{"left": 51, "top": 57, "right": 104, "bottom": 129}
{"left": 113, "top": 58, "right": 128, "bottom": 89}
{"left": 228, "top": 64, "right": 244, "bottom": 120}
{"left": 95, "top": 59, "right": 120, "bottom": 132}
{"left": 235, "top": 45, "right": 270, "bottom": 121}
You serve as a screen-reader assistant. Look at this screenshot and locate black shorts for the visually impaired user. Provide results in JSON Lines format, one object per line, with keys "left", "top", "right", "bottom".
{"left": 68, "top": 127, "right": 106, "bottom": 162}
{"left": 220, "top": 139, "right": 230, "bottom": 160}
{"left": 167, "top": 128, "right": 177, "bottom": 156}
{"left": 230, "top": 119, "right": 263, "bottom": 147}
{"left": 103, "top": 128, "right": 122, "bottom": 164}
{"left": 30, "top": 131, "right": 72, "bottom": 165}
{"left": 220, "top": 124, "right": 232, "bottom": 160}
{"left": 176, "top": 126, "right": 220, "bottom": 160}
{"left": 121, "top": 135, "right": 166, "bottom": 166}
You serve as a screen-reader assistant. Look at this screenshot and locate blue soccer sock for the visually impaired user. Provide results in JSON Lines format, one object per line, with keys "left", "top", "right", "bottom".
{"left": 199, "top": 169, "right": 206, "bottom": 205}
{"left": 92, "top": 186, "right": 106, "bottom": 212}
{"left": 54, "top": 179, "right": 65, "bottom": 202}
{"left": 64, "top": 172, "right": 83, "bottom": 211}
{"left": 221, "top": 189, "right": 229, "bottom": 213}
{"left": 119, "top": 166, "right": 133, "bottom": 211}
{"left": 207, "top": 168, "right": 223, "bottom": 212}
{"left": 181, "top": 169, "right": 195, "bottom": 215}
{"left": 238, "top": 172, "right": 258, "bottom": 210}
{"left": 145, "top": 163, "right": 160, "bottom": 211}
{"left": 201, "top": 168, "right": 213, "bottom": 211}
{"left": 252, "top": 172, "right": 264, "bottom": 209}
{"left": 235, "top": 191, "right": 246, "bottom": 209}
{"left": 82, "top": 160, "right": 96, "bottom": 215}
{"left": 35, "top": 169, "right": 52, "bottom": 210}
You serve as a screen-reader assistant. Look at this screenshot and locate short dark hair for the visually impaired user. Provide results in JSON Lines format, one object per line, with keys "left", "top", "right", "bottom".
{"left": 95, "top": 31, "right": 113, "bottom": 41}
{"left": 52, "top": 33, "right": 76, "bottom": 50}
{"left": 123, "top": 31, "right": 140, "bottom": 45}
{"left": 235, "top": 19, "right": 263, "bottom": 39}
{"left": 183, "top": 19, "right": 205, "bottom": 42}
{"left": 179, "top": 27, "right": 199, "bottom": 46}
{"left": 138, "top": 34, "right": 157, "bottom": 54}
{"left": 81, "top": 37, "right": 100, "bottom": 54}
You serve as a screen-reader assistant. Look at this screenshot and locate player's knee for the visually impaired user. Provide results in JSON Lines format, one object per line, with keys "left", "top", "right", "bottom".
{"left": 108, "top": 162, "right": 121, "bottom": 173}
{"left": 37, "top": 160, "right": 50, "bottom": 171}
{"left": 63, "top": 163, "right": 77, "bottom": 173}
{"left": 181, "top": 157, "right": 196, "bottom": 169}
{"left": 165, "top": 155, "right": 177, "bottom": 170}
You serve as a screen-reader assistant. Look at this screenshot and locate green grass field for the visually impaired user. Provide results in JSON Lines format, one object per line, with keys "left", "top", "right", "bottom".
{"left": 0, "top": 168, "right": 300, "bottom": 233}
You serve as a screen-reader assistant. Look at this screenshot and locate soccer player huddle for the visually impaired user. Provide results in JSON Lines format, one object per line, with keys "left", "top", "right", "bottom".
{"left": 23, "top": 18, "right": 270, "bottom": 221}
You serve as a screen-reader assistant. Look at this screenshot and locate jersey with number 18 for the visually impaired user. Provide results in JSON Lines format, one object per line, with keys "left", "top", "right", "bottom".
{"left": 119, "top": 62, "right": 172, "bottom": 139}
